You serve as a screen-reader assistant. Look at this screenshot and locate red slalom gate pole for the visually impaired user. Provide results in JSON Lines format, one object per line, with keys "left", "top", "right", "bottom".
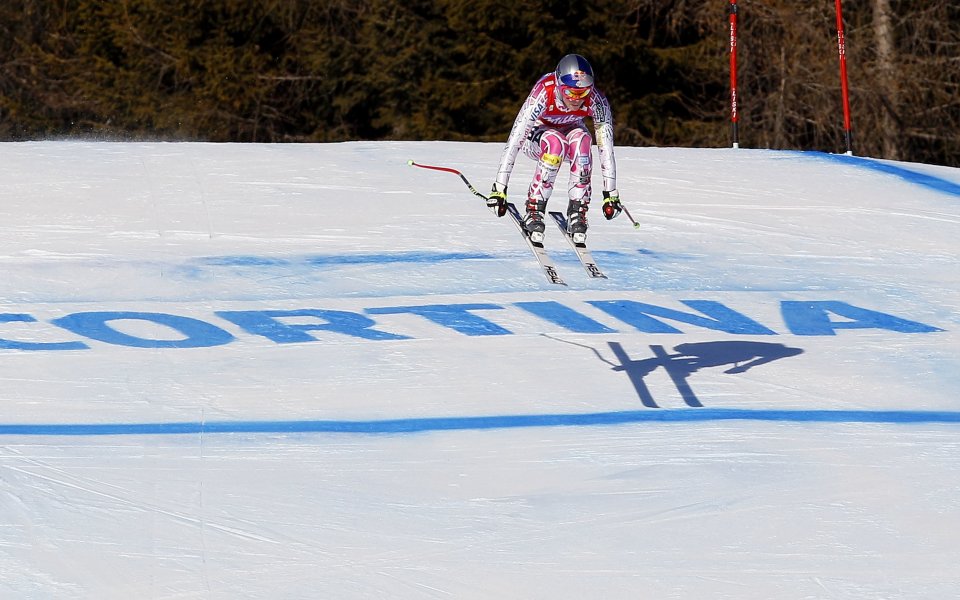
{"left": 835, "top": 0, "right": 854, "bottom": 155}
{"left": 728, "top": 0, "right": 740, "bottom": 148}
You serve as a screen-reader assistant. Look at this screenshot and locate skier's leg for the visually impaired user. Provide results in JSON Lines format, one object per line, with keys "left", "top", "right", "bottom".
{"left": 524, "top": 129, "right": 568, "bottom": 241}
{"left": 565, "top": 127, "right": 593, "bottom": 242}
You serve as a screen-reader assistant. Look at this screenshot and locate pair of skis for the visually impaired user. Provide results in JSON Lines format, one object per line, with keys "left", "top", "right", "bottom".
{"left": 408, "top": 160, "right": 629, "bottom": 285}
{"left": 504, "top": 203, "right": 605, "bottom": 286}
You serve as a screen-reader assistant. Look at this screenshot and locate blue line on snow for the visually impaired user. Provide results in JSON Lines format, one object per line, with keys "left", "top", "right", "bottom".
{"left": 801, "top": 151, "right": 960, "bottom": 197}
{"left": 304, "top": 251, "right": 494, "bottom": 266}
{"left": 3, "top": 408, "right": 960, "bottom": 436}
{"left": 198, "top": 251, "right": 496, "bottom": 268}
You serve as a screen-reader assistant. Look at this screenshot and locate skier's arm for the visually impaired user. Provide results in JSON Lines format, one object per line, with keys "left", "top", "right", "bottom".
{"left": 592, "top": 92, "right": 617, "bottom": 193}
{"left": 494, "top": 90, "right": 545, "bottom": 190}
{"left": 592, "top": 91, "right": 623, "bottom": 220}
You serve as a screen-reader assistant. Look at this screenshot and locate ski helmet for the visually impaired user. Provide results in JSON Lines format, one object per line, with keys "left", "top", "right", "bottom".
{"left": 555, "top": 54, "right": 594, "bottom": 100}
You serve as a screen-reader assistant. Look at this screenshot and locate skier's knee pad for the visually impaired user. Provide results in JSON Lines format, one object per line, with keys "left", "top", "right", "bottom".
{"left": 540, "top": 152, "right": 562, "bottom": 169}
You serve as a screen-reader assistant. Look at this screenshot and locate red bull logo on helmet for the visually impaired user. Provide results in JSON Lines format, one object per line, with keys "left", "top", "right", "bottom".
{"left": 569, "top": 70, "right": 590, "bottom": 87}
{"left": 556, "top": 54, "right": 595, "bottom": 88}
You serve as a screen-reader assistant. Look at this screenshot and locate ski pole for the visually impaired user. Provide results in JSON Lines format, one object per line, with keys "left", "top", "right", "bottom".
{"left": 410, "top": 159, "right": 639, "bottom": 229}
{"left": 407, "top": 160, "right": 488, "bottom": 201}
{"left": 620, "top": 203, "right": 641, "bottom": 230}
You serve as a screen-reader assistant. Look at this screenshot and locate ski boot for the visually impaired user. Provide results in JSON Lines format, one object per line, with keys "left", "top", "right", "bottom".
{"left": 566, "top": 199, "right": 589, "bottom": 244}
{"left": 524, "top": 198, "right": 546, "bottom": 243}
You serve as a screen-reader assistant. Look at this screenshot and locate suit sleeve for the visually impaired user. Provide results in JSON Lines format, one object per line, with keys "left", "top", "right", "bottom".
{"left": 592, "top": 92, "right": 617, "bottom": 192}
{"left": 495, "top": 88, "right": 546, "bottom": 189}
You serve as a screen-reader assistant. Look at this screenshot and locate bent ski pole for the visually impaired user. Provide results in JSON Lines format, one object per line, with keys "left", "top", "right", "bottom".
{"left": 408, "top": 160, "right": 488, "bottom": 201}
{"left": 410, "top": 159, "right": 639, "bottom": 229}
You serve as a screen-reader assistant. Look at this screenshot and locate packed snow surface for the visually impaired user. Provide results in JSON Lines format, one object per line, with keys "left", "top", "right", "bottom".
{"left": 1, "top": 141, "right": 959, "bottom": 598}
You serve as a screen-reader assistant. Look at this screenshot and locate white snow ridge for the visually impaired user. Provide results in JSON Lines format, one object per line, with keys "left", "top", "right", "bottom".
{"left": 1, "top": 140, "right": 959, "bottom": 599}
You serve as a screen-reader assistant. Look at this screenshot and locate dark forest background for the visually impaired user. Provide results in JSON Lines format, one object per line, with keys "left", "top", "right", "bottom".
{"left": 1, "top": 0, "right": 958, "bottom": 166}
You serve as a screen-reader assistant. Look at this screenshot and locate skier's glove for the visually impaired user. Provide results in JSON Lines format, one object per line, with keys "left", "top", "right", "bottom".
{"left": 602, "top": 190, "right": 622, "bottom": 220}
{"left": 487, "top": 183, "right": 508, "bottom": 217}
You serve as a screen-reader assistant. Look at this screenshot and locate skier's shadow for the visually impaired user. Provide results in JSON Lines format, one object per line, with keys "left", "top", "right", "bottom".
{"left": 608, "top": 341, "right": 804, "bottom": 408}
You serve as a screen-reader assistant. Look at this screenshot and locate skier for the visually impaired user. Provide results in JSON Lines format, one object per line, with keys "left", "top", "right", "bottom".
{"left": 487, "top": 53, "right": 623, "bottom": 244}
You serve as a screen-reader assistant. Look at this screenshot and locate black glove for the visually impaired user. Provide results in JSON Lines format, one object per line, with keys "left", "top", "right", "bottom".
{"left": 601, "top": 190, "right": 622, "bottom": 220}
{"left": 487, "top": 183, "right": 508, "bottom": 217}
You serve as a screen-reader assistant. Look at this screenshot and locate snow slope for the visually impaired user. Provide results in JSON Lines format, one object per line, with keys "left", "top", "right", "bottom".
{"left": 1, "top": 141, "right": 958, "bottom": 599}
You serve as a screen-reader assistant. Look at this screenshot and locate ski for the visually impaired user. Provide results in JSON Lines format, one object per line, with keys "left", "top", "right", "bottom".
{"left": 548, "top": 211, "right": 607, "bottom": 279}
{"left": 505, "top": 203, "right": 566, "bottom": 286}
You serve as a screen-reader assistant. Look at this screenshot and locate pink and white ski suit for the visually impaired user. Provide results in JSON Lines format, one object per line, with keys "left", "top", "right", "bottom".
{"left": 494, "top": 72, "right": 617, "bottom": 210}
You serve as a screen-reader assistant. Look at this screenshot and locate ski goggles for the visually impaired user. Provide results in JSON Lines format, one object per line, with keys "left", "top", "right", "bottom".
{"left": 561, "top": 85, "right": 592, "bottom": 100}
